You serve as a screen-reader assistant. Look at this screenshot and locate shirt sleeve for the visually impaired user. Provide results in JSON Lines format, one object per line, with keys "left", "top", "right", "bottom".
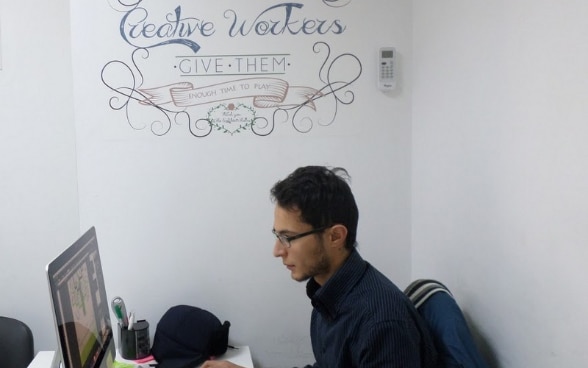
{"left": 357, "top": 320, "right": 424, "bottom": 368}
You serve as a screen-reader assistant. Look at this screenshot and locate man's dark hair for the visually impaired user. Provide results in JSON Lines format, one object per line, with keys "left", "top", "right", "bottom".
{"left": 270, "top": 166, "right": 359, "bottom": 250}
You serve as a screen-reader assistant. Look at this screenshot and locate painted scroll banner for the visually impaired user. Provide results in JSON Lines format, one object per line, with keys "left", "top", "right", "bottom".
{"left": 140, "top": 77, "right": 322, "bottom": 110}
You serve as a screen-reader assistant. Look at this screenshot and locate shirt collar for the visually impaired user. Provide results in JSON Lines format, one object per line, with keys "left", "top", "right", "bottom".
{"left": 306, "top": 249, "right": 367, "bottom": 320}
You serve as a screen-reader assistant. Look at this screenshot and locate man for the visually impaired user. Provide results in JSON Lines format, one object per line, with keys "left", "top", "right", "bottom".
{"left": 203, "top": 166, "right": 438, "bottom": 368}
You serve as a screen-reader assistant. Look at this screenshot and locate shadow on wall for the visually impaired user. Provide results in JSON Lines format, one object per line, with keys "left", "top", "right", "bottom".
{"left": 464, "top": 311, "right": 500, "bottom": 368}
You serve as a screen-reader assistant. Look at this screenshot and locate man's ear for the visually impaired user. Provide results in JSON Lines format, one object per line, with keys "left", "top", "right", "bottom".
{"left": 329, "top": 224, "right": 348, "bottom": 248}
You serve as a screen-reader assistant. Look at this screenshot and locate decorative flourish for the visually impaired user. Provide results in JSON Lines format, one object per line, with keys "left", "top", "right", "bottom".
{"left": 251, "top": 116, "right": 273, "bottom": 136}
{"left": 189, "top": 118, "right": 213, "bottom": 138}
{"left": 101, "top": 48, "right": 190, "bottom": 136}
{"left": 270, "top": 41, "right": 362, "bottom": 133}
{"left": 322, "top": 0, "right": 352, "bottom": 7}
{"left": 107, "top": 0, "right": 142, "bottom": 10}
{"left": 102, "top": 42, "right": 361, "bottom": 136}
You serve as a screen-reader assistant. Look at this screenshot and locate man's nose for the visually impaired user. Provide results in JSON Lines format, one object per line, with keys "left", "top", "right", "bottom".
{"left": 273, "top": 240, "right": 286, "bottom": 258}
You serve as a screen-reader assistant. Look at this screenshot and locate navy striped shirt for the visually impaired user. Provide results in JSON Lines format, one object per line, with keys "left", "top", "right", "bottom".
{"left": 303, "top": 250, "right": 438, "bottom": 368}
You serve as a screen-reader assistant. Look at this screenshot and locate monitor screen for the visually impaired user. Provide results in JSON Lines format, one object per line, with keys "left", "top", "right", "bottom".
{"left": 46, "top": 227, "right": 115, "bottom": 368}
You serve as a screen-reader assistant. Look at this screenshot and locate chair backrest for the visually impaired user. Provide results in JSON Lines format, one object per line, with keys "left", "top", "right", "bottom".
{"left": 404, "top": 279, "right": 490, "bottom": 368}
{"left": 0, "top": 316, "right": 35, "bottom": 368}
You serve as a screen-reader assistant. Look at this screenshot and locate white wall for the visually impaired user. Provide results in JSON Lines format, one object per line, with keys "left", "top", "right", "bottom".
{"left": 412, "top": 1, "right": 588, "bottom": 367}
{"left": 5, "top": 1, "right": 587, "bottom": 367}
{"left": 0, "top": 0, "right": 80, "bottom": 350}
{"left": 1, "top": 1, "right": 413, "bottom": 368}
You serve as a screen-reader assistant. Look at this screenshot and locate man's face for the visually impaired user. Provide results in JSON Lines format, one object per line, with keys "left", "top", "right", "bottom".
{"left": 272, "top": 205, "right": 331, "bottom": 283}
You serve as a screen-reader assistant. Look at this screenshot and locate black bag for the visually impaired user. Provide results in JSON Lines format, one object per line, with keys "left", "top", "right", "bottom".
{"left": 405, "top": 280, "right": 490, "bottom": 368}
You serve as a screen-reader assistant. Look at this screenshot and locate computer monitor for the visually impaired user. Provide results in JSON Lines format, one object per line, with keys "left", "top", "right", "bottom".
{"left": 46, "top": 227, "right": 116, "bottom": 368}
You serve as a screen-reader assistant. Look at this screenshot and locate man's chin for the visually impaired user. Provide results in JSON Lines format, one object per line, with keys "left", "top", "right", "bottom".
{"left": 291, "top": 272, "right": 311, "bottom": 282}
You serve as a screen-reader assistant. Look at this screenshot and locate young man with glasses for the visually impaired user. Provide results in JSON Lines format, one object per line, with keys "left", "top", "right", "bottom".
{"left": 202, "top": 166, "right": 438, "bottom": 368}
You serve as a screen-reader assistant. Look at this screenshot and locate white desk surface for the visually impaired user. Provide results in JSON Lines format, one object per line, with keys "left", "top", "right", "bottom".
{"left": 28, "top": 351, "right": 55, "bottom": 368}
{"left": 204, "top": 346, "right": 254, "bottom": 367}
{"left": 28, "top": 346, "right": 254, "bottom": 368}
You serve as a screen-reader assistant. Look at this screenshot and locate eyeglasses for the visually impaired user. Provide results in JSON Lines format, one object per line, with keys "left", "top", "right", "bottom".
{"left": 272, "top": 226, "right": 330, "bottom": 248}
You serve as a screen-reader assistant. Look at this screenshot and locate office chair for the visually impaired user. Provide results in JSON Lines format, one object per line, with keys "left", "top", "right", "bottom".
{"left": 0, "top": 316, "right": 35, "bottom": 368}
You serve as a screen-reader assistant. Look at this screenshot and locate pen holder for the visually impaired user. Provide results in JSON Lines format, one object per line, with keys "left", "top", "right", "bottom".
{"left": 119, "top": 320, "right": 150, "bottom": 360}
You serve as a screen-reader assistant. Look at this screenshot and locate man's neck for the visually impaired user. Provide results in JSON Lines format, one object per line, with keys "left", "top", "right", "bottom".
{"left": 314, "top": 248, "right": 352, "bottom": 286}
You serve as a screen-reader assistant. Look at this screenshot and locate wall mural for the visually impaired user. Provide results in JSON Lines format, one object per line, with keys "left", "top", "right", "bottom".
{"left": 101, "top": 0, "right": 362, "bottom": 137}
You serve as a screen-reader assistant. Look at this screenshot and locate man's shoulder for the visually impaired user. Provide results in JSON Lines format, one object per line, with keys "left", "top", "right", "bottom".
{"left": 356, "top": 262, "right": 404, "bottom": 295}
{"left": 347, "top": 264, "right": 414, "bottom": 315}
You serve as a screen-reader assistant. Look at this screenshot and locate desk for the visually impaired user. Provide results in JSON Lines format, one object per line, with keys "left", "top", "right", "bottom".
{"left": 28, "top": 351, "right": 55, "bottom": 368}
{"left": 28, "top": 347, "right": 254, "bottom": 368}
